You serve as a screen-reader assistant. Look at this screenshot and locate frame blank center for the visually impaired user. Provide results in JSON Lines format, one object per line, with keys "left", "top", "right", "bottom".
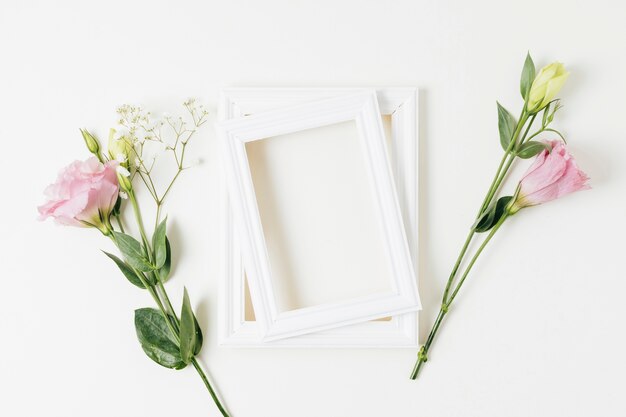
{"left": 245, "top": 121, "right": 393, "bottom": 313}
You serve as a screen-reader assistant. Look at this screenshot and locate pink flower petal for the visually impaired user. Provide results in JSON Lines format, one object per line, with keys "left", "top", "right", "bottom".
{"left": 37, "top": 157, "right": 120, "bottom": 229}
{"left": 515, "top": 140, "right": 589, "bottom": 208}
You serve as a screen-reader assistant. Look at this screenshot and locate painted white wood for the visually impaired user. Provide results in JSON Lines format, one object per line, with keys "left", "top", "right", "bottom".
{"left": 217, "top": 91, "right": 420, "bottom": 341}
{"left": 218, "top": 88, "right": 420, "bottom": 346}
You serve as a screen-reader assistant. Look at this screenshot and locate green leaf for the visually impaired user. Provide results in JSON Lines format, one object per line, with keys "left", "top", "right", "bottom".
{"left": 112, "top": 231, "right": 153, "bottom": 272}
{"left": 152, "top": 217, "right": 168, "bottom": 269}
{"left": 542, "top": 100, "right": 563, "bottom": 128}
{"left": 497, "top": 102, "right": 517, "bottom": 151}
{"left": 179, "top": 288, "right": 201, "bottom": 364}
{"left": 517, "top": 141, "right": 551, "bottom": 159}
{"left": 547, "top": 101, "right": 563, "bottom": 125}
{"left": 473, "top": 205, "right": 497, "bottom": 233}
{"left": 474, "top": 196, "right": 513, "bottom": 233}
{"left": 542, "top": 102, "right": 551, "bottom": 127}
{"left": 158, "top": 237, "right": 172, "bottom": 282}
{"left": 103, "top": 251, "right": 146, "bottom": 289}
{"left": 520, "top": 52, "right": 536, "bottom": 100}
{"left": 193, "top": 314, "right": 203, "bottom": 356}
{"left": 135, "top": 308, "right": 186, "bottom": 370}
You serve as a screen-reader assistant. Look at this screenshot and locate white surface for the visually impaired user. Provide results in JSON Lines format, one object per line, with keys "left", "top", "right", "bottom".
{"left": 0, "top": 0, "right": 624, "bottom": 416}
{"left": 218, "top": 88, "right": 419, "bottom": 348}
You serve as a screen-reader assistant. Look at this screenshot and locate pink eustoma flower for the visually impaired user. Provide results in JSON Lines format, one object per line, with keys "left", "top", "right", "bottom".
{"left": 38, "top": 157, "right": 120, "bottom": 232}
{"left": 510, "top": 140, "right": 589, "bottom": 212}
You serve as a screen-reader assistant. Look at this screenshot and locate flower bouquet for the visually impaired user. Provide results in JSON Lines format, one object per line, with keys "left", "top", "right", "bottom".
{"left": 38, "top": 101, "right": 231, "bottom": 416}
{"left": 410, "top": 54, "right": 589, "bottom": 379}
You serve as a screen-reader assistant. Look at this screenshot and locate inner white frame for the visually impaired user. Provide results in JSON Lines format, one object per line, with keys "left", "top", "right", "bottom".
{"left": 217, "top": 90, "right": 420, "bottom": 341}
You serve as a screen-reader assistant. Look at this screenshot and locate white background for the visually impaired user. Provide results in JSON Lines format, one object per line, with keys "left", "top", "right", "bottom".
{"left": 1, "top": 1, "right": 625, "bottom": 416}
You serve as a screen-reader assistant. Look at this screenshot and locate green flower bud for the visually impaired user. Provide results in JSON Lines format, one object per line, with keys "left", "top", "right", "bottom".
{"left": 80, "top": 129, "right": 102, "bottom": 159}
{"left": 116, "top": 166, "right": 133, "bottom": 193}
{"left": 108, "top": 128, "right": 134, "bottom": 165}
{"left": 527, "top": 62, "right": 569, "bottom": 113}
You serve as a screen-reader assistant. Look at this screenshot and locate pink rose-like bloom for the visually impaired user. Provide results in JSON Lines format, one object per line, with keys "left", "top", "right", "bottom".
{"left": 38, "top": 157, "right": 120, "bottom": 230}
{"left": 511, "top": 140, "right": 589, "bottom": 212}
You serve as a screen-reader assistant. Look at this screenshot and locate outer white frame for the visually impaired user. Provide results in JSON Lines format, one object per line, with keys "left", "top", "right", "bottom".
{"left": 217, "top": 90, "right": 420, "bottom": 342}
{"left": 219, "top": 88, "right": 419, "bottom": 347}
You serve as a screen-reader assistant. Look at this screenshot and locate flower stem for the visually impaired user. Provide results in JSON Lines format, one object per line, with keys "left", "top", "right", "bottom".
{"left": 155, "top": 278, "right": 180, "bottom": 331}
{"left": 447, "top": 215, "right": 507, "bottom": 303}
{"left": 442, "top": 229, "right": 475, "bottom": 303}
{"left": 409, "top": 111, "right": 534, "bottom": 380}
{"left": 151, "top": 278, "right": 229, "bottom": 415}
{"left": 478, "top": 111, "right": 530, "bottom": 215}
{"left": 128, "top": 189, "right": 151, "bottom": 251}
{"left": 410, "top": 308, "right": 447, "bottom": 379}
{"left": 191, "top": 358, "right": 231, "bottom": 417}
{"left": 410, "top": 215, "right": 507, "bottom": 379}
{"left": 121, "top": 192, "right": 229, "bottom": 414}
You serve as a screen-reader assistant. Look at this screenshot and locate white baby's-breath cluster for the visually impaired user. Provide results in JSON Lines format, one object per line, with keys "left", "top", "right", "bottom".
{"left": 112, "top": 100, "right": 208, "bottom": 224}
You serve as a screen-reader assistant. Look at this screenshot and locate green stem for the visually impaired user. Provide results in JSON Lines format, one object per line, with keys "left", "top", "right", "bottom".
{"left": 519, "top": 113, "right": 537, "bottom": 146}
{"left": 127, "top": 187, "right": 180, "bottom": 336}
{"left": 110, "top": 235, "right": 228, "bottom": 414}
{"left": 410, "top": 308, "right": 446, "bottom": 379}
{"left": 191, "top": 358, "right": 231, "bottom": 417}
{"left": 479, "top": 111, "right": 529, "bottom": 215}
{"left": 155, "top": 276, "right": 180, "bottom": 331}
{"left": 160, "top": 169, "right": 183, "bottom": 204}
{"left": 478, "top": 151, "right": 509, "bottom": 216}
{"left": 109, "top": 234, "right": 178, "bottom": 341}
{"left": 110, "top": 118, "right": 228, "bottom": 413}
{"left": 411, "top": 109, "right": 536, "bottom": 380}
{"left": 524, "top": 127, "right": 544, "bottom": 143}
{"left": 481, "top": 113, "right": 537, "bottom": 214}
{"left": 443, "top": 113, "right": 534, "bottom": 305}
{"left": 152, "top": 271, "right": 227, "bottom": 415}
{"left": 128, "top": 190, "right": 151, "bottom": 251}
{"left": 448, "top": 214, "right": 507, "bottom": 304}
{"left": 442, "top": 229, "right": 475, "bottom": 303}
{"left": 154, "top": 203, "right": 162, "bottom": 232}
{"left": 410, "top": 214, "right": 508, "bottom": 380}
{"left": 114, "top": 213, "right": 125, "bottom": 233}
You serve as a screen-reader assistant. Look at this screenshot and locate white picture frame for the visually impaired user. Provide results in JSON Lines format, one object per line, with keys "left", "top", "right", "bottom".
{"left": 218, "top": 88, "right": 419, "bottom": 347}
{"left": 217, "top": 90, "right": 420, "bottom": 342}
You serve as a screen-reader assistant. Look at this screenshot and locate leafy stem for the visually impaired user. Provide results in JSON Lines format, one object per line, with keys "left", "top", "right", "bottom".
{"left": 109, "top": 196, "right": 229, "bottom": 416}
{"left": 478, "top": 109, "right": 530, "bottom": 216}
{"left": 128, "top": 189, "right": 151, "bottom": 252}
{"left": 97, "top": 101, "right": 227, "bottom": 414}
{"left": 441, "top": 229, "right": 475, "bottom": 303}
{"left": 415, "top": 104, "right": 538, "bottom": 380}
{"left": 192, "top": 358, "right": 230, "bottom": 417}
{"left": 448, "top": 214, "right": 508, "bottom": 304}
{"left": 411, "top": 213, "right": 508, "bottom": 380}
{"left": 443, "top": 110, "right": 533, "bottom": 305}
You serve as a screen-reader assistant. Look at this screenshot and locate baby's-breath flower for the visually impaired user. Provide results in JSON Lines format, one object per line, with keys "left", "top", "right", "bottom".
{"left": 108, "top": 100, "right": 206, "bottom": 201}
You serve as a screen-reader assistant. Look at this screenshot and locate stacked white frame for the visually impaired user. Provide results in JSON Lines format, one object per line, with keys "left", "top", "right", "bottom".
{"left": 218, "top": 88, "right": 420, "bottom": 347}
